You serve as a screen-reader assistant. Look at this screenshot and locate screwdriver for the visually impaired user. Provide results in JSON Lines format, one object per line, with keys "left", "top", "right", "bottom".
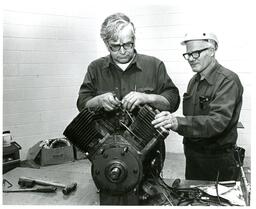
{"left": 3, "top": 186, "right": 57, "bottom": 193}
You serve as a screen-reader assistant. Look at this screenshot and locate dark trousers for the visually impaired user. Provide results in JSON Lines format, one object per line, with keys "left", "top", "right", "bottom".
{"left": 184, "top": 145, "right": 239, "bottom": 181}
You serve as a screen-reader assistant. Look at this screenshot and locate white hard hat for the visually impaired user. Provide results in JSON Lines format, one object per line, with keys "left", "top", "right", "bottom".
{"left": 181, "top": 32, "right": 219, "bottom": 47}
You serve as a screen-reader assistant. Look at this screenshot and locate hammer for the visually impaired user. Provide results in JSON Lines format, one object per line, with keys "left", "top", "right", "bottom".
{"left": 18, "top": 176, "right": 77, "bottom": 195}
{"left": 4, "top": 186, "right": 57, "bottom": 193}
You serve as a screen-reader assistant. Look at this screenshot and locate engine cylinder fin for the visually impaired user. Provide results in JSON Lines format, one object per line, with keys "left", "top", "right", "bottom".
{"left": 130, "top": 105, "right": 159, "bottom": 150}
{"left": 63, "top": 108, "right": 103, "bottom": 153}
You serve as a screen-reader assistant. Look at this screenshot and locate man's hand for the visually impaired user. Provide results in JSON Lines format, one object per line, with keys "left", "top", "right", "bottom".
{"left": 99, "top": 92, "right": 121, "bottom": 111}
{"left": 121, "top": 91, "right": 149, "bottom": 111}
{"left": 151, "top": 111, "right": 178, "bottom": 131}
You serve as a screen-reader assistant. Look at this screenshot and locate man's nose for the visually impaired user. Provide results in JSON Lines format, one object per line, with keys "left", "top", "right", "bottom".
{"left": 119, "top": 46, "right": 126, "bottom": 54}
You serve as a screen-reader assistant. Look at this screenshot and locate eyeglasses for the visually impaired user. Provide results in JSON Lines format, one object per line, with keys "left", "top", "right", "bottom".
{"left": 183, "top": 47, "right": 210, "bottom": 60}
{"left": 108, "top": 42, "right": 134, "bottom": 52}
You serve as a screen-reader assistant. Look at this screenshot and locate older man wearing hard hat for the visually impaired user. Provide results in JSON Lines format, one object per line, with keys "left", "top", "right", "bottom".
{"left": 152, "top": 32, "right": 244, "bottom": 181}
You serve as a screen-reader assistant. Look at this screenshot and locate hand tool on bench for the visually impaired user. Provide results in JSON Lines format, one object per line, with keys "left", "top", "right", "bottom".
{"left": 3, "top": 186, "right": 57, "bottom": 193}
{"left": 18, "top": 176, "right": 77, "bottom": 195}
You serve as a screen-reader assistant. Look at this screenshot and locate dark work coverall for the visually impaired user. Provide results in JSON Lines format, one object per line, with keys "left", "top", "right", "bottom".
{"left": 176, "top": 61, "right": 243, "bottom": 181}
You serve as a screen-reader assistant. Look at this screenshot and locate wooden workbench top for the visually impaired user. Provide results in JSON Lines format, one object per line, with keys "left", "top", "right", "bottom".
{"left": 3, "top": 161, "right": 99, "bottom": 205}
{"left": 2, "top": 160, "right": 247, "bottom": 206}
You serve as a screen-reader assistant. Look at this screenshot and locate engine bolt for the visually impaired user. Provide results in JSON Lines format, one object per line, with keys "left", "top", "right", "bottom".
{"left": 99, "top": 148, "right": 104, "bottom": 154}
{"left": 121, "top": 147, "right": 128, "bottom": 156}
{"left": 133, "top": 169, "right": 138, "bottom": 174}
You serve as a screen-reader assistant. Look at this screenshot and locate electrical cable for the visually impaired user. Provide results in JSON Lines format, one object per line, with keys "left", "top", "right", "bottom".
{"left": 215, "top": 171, "right": 221, "bottom": 205}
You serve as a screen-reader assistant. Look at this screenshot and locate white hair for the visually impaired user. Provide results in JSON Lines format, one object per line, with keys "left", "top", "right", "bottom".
{"left": 100, "top": 13, "right": 135, "bottom": 44}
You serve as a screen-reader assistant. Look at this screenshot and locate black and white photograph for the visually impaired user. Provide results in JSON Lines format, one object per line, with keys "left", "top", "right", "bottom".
{"left": 2, "top": 0, "right": 255, "bottom": 206}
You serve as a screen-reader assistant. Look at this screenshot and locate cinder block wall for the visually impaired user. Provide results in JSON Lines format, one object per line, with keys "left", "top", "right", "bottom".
{"left": 3, "top": 1, "right": 253, "bottom": 159}
{"left": 3, "top": 5, "right": 100, "bottom": 159}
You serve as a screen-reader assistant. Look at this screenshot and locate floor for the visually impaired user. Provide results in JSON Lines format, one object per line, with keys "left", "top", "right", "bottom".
{"left": 163, "top": 152, "right": 185, "bottom": 179}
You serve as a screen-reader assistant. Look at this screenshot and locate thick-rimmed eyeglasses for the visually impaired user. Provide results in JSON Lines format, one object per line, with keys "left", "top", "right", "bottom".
{"left": 183, "top": 47, "right": 209, "bottom": 60}
{"left": 109, "top": 42, "right": 134, "bottom": 52}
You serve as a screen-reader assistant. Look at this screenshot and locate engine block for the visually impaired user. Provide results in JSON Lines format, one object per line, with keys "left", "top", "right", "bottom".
{"left": 63, "top": 105, "right": 168, "bottom": 205}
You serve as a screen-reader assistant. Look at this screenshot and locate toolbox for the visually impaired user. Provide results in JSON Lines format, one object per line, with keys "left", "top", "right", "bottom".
{"left": 27, "top": 138, "right": 75, "bottom": 166}
{"left": 40, "top": 145, "right": 74, "bottom": 166}
{"left": 3, "top": 141, "right": 22, "bottom": 174}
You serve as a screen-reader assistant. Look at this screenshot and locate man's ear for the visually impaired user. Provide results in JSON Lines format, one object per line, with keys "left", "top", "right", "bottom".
{"left": 209, "top": 47, "right": 215, "bottom": 57}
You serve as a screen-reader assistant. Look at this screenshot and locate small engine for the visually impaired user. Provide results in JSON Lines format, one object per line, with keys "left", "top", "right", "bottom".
{"left": 63, "top": 105, "right": 168, "bottom": 205}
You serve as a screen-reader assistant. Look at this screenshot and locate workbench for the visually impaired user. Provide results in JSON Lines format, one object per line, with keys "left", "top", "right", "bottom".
{"left": 2, "top": 161, "right": 98, "bottom": 205}
{"left": 2, "top": 160, "right": 247, "bottom": 205}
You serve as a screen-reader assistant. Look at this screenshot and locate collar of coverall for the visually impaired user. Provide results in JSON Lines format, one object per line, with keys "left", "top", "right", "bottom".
{"left": 103, "top": 50, "right": 144, "bottom": 71}
{"left": 199, "top": 59, "right": 219, "bottom": 85}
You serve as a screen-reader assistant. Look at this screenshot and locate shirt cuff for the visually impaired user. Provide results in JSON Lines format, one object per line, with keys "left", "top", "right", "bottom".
{"left": 176, "top": 116, "right": 188, "bottom": 135}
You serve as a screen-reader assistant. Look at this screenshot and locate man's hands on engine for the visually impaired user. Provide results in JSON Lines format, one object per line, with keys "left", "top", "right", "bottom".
{"left": 97, "top": 92, "right": 177, "bottom": 133}
{"left": 98, "top": 91, "right": 149, "bottom": 112}
{"left": 152, "top": 111, "right": 178, "bottom": 131}
{"left": 122, "top": 91, "right": 149, "bottom": 112}
{"left": 98, "top": 92, "right": 121, "bottom": 111}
